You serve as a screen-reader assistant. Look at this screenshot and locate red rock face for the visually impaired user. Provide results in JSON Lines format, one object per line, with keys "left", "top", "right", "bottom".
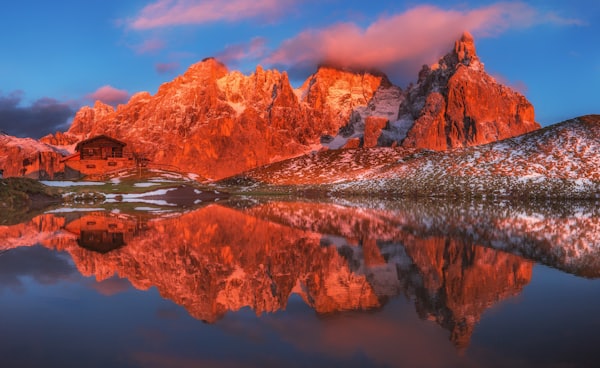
{"left": 342, "top": 137, "right": 361, "bottom": 149}
{"left": 39, "top": 131, "right": 79, "bottom": 146}
{"left": 300, "top": 66, "right": 388, "bottom": 135}
{"left": 0, "top": 135, "right": 66, "bottom": 179}
{"left": 52, "top": 61, "right": 389, "bottom": 180}
{"left": 364, "top": 117, "right": 388, "bottom": 148}
{"left": 3, "top": 33, "right": 541, "bottom": 180}
{"left": 68, "top": 101, "right": 116, "bottom": 136}
{"left": 400, "top": 32, "right": 539, "bottom": 150}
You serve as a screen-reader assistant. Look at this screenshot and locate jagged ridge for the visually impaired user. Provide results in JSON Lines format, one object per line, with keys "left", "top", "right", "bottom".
{"left": 0, "top": 32, "right": 538, "bottom": 180}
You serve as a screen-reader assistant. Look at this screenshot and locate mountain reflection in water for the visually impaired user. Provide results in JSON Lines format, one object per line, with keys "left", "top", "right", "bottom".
{"left": 0, "top": 198, "right": 599, "bottom": 367}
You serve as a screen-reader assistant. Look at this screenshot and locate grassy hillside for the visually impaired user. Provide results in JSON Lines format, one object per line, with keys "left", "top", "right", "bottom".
{"left": 0, "top": 178, "right": 62, "bottom": 224}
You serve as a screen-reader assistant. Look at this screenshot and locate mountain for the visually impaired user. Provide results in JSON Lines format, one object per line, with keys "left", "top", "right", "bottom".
{"left": 1, "top": 32, "right": 537, "bottom": 181}
{"left": 0, "top": 133, "right": 68, "bottom": 179}
{"left": 383, "top": 32, "right": 539, "bottom": 150}
{"left": 42, "top": 60, "right": 397, "bottom": 180}
{"left": 232, "top": 115, "right": 600, "bottom": 198}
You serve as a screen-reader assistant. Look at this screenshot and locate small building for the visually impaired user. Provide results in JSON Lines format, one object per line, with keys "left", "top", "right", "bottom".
{"left": 62, "top": 135, "right": 135, "bottom": 178}
{"left": 76, "top": 135, "right": 126, "bottom": 160}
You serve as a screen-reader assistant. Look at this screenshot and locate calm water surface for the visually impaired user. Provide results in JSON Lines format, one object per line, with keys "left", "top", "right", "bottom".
{"left": 0, "top": 198, "right": 599, "bottom": 367}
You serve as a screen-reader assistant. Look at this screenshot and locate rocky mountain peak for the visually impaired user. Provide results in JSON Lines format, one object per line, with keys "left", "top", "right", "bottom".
{"left": 428, "top": 31, "right": 482, "bottom": 75}
{"left": 93, "top": 100, "right": 115, "bottom": 111}
{"left": 295, "top": 65, "right": 399, "bottom": 148}
{"left": 454, "top": 31, "right": 478, "bottom": 64}
{"left": 382, "top": 32, "right": 539, "bottom": 151}
{"left": 159, "top": 57, "right": 229, "bottom": 93}
{"left": 67, "top": 100, "right": 115, "bottom": 136}
{"left": 309, "top": 65, "right": 390, "bottom": 85}
{"left": 300, "top": 66, "right": 388, "bottom": 110}
{"left": 187, "top": 57, "right": 229, "bottom": 77}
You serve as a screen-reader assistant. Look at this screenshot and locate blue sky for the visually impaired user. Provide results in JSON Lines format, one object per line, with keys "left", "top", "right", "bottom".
{"left": 0, "top": 0, "right": 598, "bottom": 137}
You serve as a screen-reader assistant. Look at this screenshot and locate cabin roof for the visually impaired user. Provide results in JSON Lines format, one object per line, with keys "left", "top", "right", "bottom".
{"left": 60, "top": 152, "right": 80, "bottom": 162}
{"left": 75, "top": 135, "right": 126, "bottom": 152}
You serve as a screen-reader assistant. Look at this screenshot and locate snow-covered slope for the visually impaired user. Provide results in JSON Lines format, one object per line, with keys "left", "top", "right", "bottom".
{"left": 225, "top": 147, "right": 416, "bottom": 186}
{"left": 230, "top": 115, "right": 600, "bottom": 199}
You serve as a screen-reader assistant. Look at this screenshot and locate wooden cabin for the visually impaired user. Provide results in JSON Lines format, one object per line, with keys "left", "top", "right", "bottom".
{"left": 76, "top": 135, "right": 125, "bottom": 160}
{"left": 62, "top": 135, "right": 135, "bottom": 178}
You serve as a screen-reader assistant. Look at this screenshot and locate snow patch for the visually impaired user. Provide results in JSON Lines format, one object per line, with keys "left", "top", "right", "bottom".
{"left": 41, "top": 181, "right": 105, "bottom": 187}
{"left": 104, "top": 188, "right": 177, "bottom": 206}
{"left": 134, "top": 182, "right": 160, "bottom": 188}
{"left": 46, "top": 207, "right": 105, "bottom": 213}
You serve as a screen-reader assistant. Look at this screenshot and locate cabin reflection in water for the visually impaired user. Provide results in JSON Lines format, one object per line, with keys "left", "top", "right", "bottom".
{"left": 64, "top": 212, "right": 146, "bottom": 254}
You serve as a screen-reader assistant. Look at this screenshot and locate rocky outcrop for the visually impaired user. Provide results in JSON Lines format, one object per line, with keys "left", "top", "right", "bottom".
{"left": 299, "top": 66, "right": 392, "bottom": 136}
{"left": 384, "top": 32, "right": 539, "bottom": 150}
{"left": 67, "top": 100, "right": 116, "bottom": 136}
{"left": 364, "top": 116, "right": 388, "bottom": 147}
{"left": 39, "top": 131, "right": 79, "bottom": 146}
{"left": 0, "top": 134, "right": 67, "bottom": 179}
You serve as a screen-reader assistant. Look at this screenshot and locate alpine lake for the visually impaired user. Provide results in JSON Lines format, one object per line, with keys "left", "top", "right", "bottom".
{"left": 1, "top": 183, "right": 599, "bottom": 368}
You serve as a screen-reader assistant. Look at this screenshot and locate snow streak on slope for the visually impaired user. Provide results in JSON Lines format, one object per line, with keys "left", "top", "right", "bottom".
{"left": 395, "top": 116, "right": 600, "bottom": 180}
{"left": 232, "top": 115, "right": 600, "bottom": 199}
{"left": 232, "top": 147, "right": 418, "bottom": 185}
{"left": 353, "top": 115, "right": 600, "bottom": 198}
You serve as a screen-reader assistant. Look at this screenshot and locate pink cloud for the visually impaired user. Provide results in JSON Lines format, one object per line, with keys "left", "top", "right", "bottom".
{"left": 86, "top": 85, "right": 130, "bottom": 106}
{"left": 155, "top": 61, "right": 181, "bottom": 74}
{"left": 265, "top": 2, "right": 583, "bottom": 84}
{"left": 129, "top": 0, "right": 296, "bottom": 29}
{"left": 216, "top": 37, "right": 267, "bottom": 65}
{"left": 133, "top": 38, "right": 166, "bottom": 54}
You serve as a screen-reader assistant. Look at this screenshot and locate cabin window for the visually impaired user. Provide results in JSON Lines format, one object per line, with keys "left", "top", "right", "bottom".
{"left": 111, "top": 147, "right": 123, "bottom": 158}
{"left": 86, "top": 164, "right": 96, "bottom": 169}
{"left": 86, "top": 221, "right": 97, "bottom": 226}
{"left": 108, "top": 161, "right": 117, "bottom": 166}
